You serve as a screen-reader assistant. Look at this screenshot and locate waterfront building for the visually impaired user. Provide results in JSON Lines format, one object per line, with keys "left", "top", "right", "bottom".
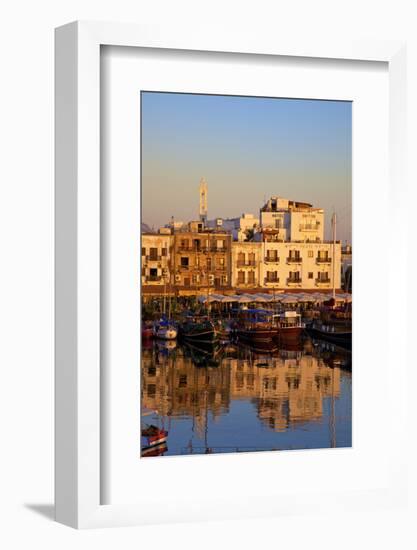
{"left": 231, "top": 241, "right": 262, "bottom": 289}
{"left": 172, "top": 222, "right": 232, "bottom": 296}
{"left": 207, "top": 212, "right": 259, "bottom": 241}
{"left": 259, "top": 239, "right": 341, "bottom": 291}
{"left": 141, "top": 231, "right": 173, "bottom": 292}
{"left": 259, "top": 196, "right": 324, "bottom": 243}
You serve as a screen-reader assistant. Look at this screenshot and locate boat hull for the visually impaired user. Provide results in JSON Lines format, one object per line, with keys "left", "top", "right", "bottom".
{"left": 275, "top": 326, "right": 304, "bottom": 342}
{"left": 307, "top": 327, "right": 352, "bottom": 347}
{"left": 179, "top": 321, "right": 219, "bottom": 344}
{"left": 155, "top": 328, "right": 177, "bottom": 340}
{"left": 235, "top": 328, "right": 277, "bottom": 344}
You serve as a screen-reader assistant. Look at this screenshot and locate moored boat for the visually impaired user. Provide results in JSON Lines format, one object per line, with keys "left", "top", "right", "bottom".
{"left": 275, "top": 311, "right": 305, "bottom": 342}
{"left": 153, "top": 317, "right": 178, "bottom": 340}
{"left": 234, "top": 308, "right": 278, "bottom": 345}
{"left": 179, "top": 317, "right": 218, "bottom": 344}
{"left": 142, "top": 321, "right": 154, "bottom": 340}
{"left": 307, "top": 319, "right": 351, "bottom": 348}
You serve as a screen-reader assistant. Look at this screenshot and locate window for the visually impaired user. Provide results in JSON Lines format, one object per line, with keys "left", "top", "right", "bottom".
{"left": 149, "top": 268, "right": 158, "bottom": 277}
{"left": 221, "top": 275, "right": 228, "bottom": 286}
{"left": 237, "top": 252, "right": 245, "bottom": 266}
{"left": 317, "top": 272, "right": 329, "bottom": 281}
{"left": 289, "top": 250, "right": 300, "bottom": 259}
{"left": 267, "top": 271, "right": 278, "bottom": 282}
{"left": 180, "top": 257, "right": 189, "bottom": 267}
{"left": 248, "top": 271, "right": 255, "bottom": 284}
{"left": 289, "top": 271, "right": 301, "bottom": 282}
{"left": 179, "top": 375, "right": 187, "bottom": 387}
{"left": 237, "top": 271, "right": 245, "bottom": 284}
{"left": 219, "top": 257, "right": 225, "bottom": 266}
{"left": 308, "top": 272, "right": 313, "bottom": 279}
{"left": 178, "top": 374, "right": 187, "bottom": 388}
{"left": 161, "top": 247, "right": 167, "bottom": 256}
{"left": 206, "top": 257, "right": 212, "bottom": 270}
{"left": 308, "top": 250, "right": 313, "bottom": 258}
{"left": 141, "top": 247, "right": 146, "bottom": 257}
{"left": 149, "top": 247, "right": 158, "bottom": 260}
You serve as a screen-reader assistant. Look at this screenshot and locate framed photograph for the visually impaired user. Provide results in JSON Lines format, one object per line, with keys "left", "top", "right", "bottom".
{"left": 55, "top": 22, "right": 407, "bottom": 528}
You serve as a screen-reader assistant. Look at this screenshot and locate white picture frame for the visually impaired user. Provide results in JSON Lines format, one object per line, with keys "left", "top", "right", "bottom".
{"left": 55, "top": 21, "right": 407, "bottom": 529}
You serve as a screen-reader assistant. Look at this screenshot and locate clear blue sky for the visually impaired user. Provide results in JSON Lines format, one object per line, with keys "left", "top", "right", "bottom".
{"left": 141, "top": 92, "right": 352, "bottom": 243}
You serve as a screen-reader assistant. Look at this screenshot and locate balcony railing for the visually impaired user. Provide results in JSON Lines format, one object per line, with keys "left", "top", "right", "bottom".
{"left": 178, "top": 246, "right": 228, "bottom": 253}
{"left": 145, "top": 275, "right": 162, "bottom": 282}
{"left": 286, "top": 257, "right": 302, "bottom": 264}
{"left": 264, "top": 256, "right": 279, "bottom": 263}
{"left": 316, "top": 277, "right": 331, "bottom": 284}
{"left": 264, "top": 277, "right": 279, "bottom": 284}
{"left": 299, "top": 224, "right": 320, "bottom": 231}
{"left": 146, "top": 255, "right": 162, "bottom": 261}
{"left": 316, "top": 257, "right": 331, "bottom": 264}
{"left": 209, "top": 246, "right": 227, "bottom": 253}
{"left": 237, "top": 260, "right": 256, "bottom": 267}
{"left": 287, "top": 278, "right": 302, "bottom": 285}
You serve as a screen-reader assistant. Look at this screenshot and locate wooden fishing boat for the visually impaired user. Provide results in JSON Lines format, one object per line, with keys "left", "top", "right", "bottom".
{"left": 307, "top": 319, "right": 352, "bottom": 348}
{"left": 179, "top": 317, "right": 218, "bottom": 344}
{"left": 234, "top": 308, "right": 278, "bottom": 345}
{"left": 275, "top": 311, "right": 305, "bottom": 342}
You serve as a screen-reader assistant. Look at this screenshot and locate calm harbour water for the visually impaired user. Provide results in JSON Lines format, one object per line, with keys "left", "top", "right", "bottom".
{"left": 141, "top": 338, "right": 352, "bottom": 457}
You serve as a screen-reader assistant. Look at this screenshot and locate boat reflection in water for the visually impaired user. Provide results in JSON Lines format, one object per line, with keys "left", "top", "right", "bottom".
{"left": 140, "top": 338, "right": 352, "bottom": 457}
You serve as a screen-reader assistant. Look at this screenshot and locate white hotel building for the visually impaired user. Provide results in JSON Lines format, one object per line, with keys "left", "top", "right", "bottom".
{"left": 231, "top": 196, "right": 341, "bottom": 291}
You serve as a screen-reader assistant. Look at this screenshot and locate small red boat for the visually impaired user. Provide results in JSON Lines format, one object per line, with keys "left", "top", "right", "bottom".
{"left": 142, "top": 322, "right": 154, "bottom": 340}
{"left": 141, "top": 424, "right": 168, "bottom": 457}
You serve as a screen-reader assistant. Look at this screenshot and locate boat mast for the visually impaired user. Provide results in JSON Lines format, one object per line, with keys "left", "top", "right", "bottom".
{"left": 332, "top": 212, "right": 336, "bottom": 301}
{"left": 206, "top": 231, "right": 211, "bottom": 318}
{"left": 163, "top": 270, "right": 167, "bottom": 315}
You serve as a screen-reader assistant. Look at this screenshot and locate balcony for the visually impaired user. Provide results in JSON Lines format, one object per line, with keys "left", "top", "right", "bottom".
{"left": 178, "top": 246, "right": 193, "bottom": 252}
{"left": 145, "top": 275, "right": 162, "bottom": 282}
{"left": 286, "top": 256, "right": 302, "bottom": 264}
{"left": 146, "top": 255, "right": 162, "bottom": 262}
{"left": 316, "top": 277, "right": 331, "bottom": 285}
{"left": 237, "top": 260, "right": 257, "bottom": 267}
{"left": 287, "top": 278, "right": 302, "bottom": 286}
{"left": 299, "top": 224, "right": 320, "bottom": 232}
{"left": 316, "top": 257, "right": 331, "bottom": 264}
{"left": 264, "top": 277, "right": 279, "bottom": 285}
{"left": 264, "top": 256, "right": 279, "bottom": 264}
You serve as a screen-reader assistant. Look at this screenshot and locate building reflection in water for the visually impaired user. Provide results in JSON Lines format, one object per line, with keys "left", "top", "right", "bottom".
{"left": 141, "top": 340, "right": 351, "bottom": 455}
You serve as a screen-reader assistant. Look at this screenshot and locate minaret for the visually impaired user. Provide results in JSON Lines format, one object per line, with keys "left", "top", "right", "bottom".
{"left": 199, "top": 177, "right": 208, "bottom": 224}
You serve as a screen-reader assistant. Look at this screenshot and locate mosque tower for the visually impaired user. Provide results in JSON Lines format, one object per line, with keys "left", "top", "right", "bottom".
{"left": 199, "top": 177, "right": 208, "bottom": 224}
